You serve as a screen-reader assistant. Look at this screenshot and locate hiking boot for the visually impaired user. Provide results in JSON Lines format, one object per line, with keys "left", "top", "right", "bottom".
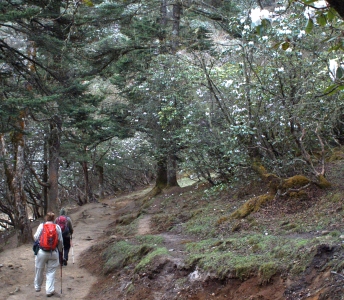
{"left": 63, "top": 259, "right": 67, "bottom": 266}
{"left": 46, "top": 291, "right": 55, "bottom": 297}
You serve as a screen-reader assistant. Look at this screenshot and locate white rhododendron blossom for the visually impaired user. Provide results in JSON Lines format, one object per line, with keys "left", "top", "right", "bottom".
{"left": 329, "top": 59, "right": 338, "bottom": 81}
{"left": 250, "top": 7, "right": 271, "bottom": 27}
{"left": 304, "top": 7, "right": 316, "bottom": 20}
{"left": 304, "top": 1, "right": 328, "bottom": 20}
{"left": 275, "top": 6, "right": 286, "bottom": 12}
{"left": 223, "top": 80, "right": 233, "bottom": 88}
{"left": 313, "top": 0, "right": 327, "bottom": 8}
{"left": 250, "top": 8, "right": 262, "bottom": 26}
{"left": 298, "top": 30, "right": 306, "bottom": 38}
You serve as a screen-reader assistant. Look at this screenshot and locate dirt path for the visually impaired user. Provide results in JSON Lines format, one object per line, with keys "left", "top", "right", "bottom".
{"left": 0, "top": 186, "right": 193, "bottom": 300}
{"left": 137, "top": 215, "right": 151, "bottom": 235}
{"left": 0, "top": 190, "right": 147, "bottom": 300}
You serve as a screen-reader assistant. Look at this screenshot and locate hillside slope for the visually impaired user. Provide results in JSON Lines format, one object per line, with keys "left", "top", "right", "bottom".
{"left": 81, "top": 160, "right": 344, "bottom": 299}
{"left": 1, "top": 160, "right": 344, "bottom": 299}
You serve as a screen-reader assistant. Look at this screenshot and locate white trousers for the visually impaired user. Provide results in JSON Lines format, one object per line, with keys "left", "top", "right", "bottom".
{"left": 34, "top": 249, "right": 59, "bottom": 294}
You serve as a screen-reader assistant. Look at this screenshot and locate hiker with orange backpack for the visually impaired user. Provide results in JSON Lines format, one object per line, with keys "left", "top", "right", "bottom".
{"left": 55, "top": 208, "right": 74, "bottom": 266}
{"left": 33, "top": 211, "right": 63, "bottom": 297}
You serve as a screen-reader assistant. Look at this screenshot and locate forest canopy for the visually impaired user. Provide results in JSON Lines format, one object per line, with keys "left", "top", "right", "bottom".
{"left": 0, "top": 0, "right": 344, "bottom": 244}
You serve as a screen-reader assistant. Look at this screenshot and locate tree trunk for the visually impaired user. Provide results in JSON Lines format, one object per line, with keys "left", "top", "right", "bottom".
{"left": 13, "top": 119, "right": 32, "bottom": 244}
{"left": 157, "top": 0, "right": 168, "bottom": 54}
{"left": 242, "top": 48, "right": 260, "bottom": 158}
{"left": 0, "top": 115, "right": 32, "bottom": 245}
{"left": 81, "top": 160, "right": 96, "bottom": 203}
{"left": 48, "top": 117, "right": 61, "bottom": 213}
{"left": 43, "top": 134, "right": 48, "bottom": 215}
{"left": 155, "top": 157, "right": 168, "bottom": 190}
{"left": 172, "top": 2, "right": 181, "bottom": 53}
{"left": 167, "top": 154, "right": 179, "bottom": 187}
{"left": 159, "top": 0, "right": 167, "bottom": 37}
{"left": 81, "top": 161, "right": 89, "bottom": 203}
{"left": 97, "top": 164, "right": 105, "bottom": 199}
{"left": 142, "top": 156, "right": 168, "bottom": 202}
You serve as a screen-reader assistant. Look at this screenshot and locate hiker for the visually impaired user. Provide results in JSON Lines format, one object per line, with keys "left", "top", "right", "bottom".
{"left": 33, "top": 211, "right": 63, "bottom": 297}
{"left": 55, "top": 207, "right": 74, "bottom": 266}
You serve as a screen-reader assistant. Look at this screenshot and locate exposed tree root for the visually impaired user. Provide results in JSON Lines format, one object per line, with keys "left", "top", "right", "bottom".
{"left": 231, "top": 161, "right": 331, "bottom": 219}
{"left": 142, "top": 186, "right": 163, "bottom": 203}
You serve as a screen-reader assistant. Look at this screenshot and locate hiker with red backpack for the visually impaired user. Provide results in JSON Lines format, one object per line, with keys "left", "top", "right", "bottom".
{"left": 55, "top": 208, "right": 74, "bottom": 266}
{"left": 33, "top": 212, "right": 63, "bottom": 297}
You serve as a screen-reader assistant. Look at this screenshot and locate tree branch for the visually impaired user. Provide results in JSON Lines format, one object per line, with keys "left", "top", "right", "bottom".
{"left": 29, "top": 166, "right": 50, "bottom": 188}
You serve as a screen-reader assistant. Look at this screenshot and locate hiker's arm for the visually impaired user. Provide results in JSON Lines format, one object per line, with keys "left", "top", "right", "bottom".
{"left": 33, "top": 224, "right": 43, "bottom": 241}
{"left": 68, "top": 218, "right": 74, "bottom": 234}
{"left": 56, "top": 225, "right": 64, "bottom": 252}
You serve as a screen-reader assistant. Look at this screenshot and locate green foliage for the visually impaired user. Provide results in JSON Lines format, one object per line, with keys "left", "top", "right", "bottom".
{"left": 305, "top": 18, "right": 314, "bottom": 34}
{"left": 0, "top": 6, "right": 41, "bottom": 22}
{"left": 3, "top": 0, "right": 344, "bottom": 240}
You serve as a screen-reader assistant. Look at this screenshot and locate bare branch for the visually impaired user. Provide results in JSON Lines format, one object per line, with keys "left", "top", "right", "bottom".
{"left": 29, "top": 166, "right": 50, "bottom": 188}
{"left": 280, "top": 183, "right": 311, "bottom": 196}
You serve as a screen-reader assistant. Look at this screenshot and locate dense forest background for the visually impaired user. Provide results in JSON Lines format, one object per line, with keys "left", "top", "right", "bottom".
{"left": 1, "top": 0, "right": 344, "bottom": 245}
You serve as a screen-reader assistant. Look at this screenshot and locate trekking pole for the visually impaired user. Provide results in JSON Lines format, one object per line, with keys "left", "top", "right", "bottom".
{"left": 60, "top": 251, "right": 63, "bottom": 294}
{"left": 61, "top": 262, "right": 63, "bottom": 294}
{"left": 71, "top": 235, "right": 74, "bottom": 264}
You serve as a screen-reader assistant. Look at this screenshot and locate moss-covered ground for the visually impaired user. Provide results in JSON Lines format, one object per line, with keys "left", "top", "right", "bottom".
{"left": 80, "top": 160, "right": 344, "bottom": 299}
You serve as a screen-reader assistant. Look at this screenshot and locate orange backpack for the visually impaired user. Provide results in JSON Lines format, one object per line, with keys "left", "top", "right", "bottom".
{"left": 39, "top": 223, "right": 58, "bottom": 251}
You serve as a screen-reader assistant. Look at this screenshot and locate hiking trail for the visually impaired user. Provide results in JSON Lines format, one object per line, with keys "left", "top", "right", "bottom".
{"left": 0, "top": 188, "right": 152, "bottom": 300}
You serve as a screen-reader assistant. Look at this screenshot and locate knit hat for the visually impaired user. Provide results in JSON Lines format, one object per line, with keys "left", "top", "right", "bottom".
{"left": 60, "top": 207, "right": 66, "bottom": 216}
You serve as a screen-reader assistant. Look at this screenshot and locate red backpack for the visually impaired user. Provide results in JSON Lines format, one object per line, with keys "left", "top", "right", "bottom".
{"left": 56, "top": 215, "right": 69, "bottom": 237}
{"left": 39, "top": 223, "right": 58, "bottom": 251}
